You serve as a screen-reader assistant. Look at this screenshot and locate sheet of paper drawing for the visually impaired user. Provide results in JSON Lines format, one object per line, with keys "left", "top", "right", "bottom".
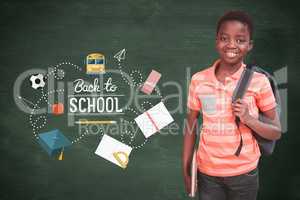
{"left": 95, "top": 134, "right": 132, "bottom": 168}
{"left": 134, "top": 102, "right": 174, "bottom": 138}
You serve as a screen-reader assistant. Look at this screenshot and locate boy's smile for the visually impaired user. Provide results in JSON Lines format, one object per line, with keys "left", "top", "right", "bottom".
{"left": 216, "top": 20, "right": 253, "bottom": 65}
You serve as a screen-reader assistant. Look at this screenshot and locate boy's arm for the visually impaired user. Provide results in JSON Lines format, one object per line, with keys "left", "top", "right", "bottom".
{"left": 232, "top": 99, "right": 281, "bottom": 140}
{"left": 244, "top": 107, "right": 281, "bottom": 140}
{"left": 182, "top": 109, "right": 200, "bottom": 194}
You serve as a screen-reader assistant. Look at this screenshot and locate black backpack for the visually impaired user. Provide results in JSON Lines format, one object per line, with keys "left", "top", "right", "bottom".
{"left": 232, "top": 64, "right": 281, "bottom": 156}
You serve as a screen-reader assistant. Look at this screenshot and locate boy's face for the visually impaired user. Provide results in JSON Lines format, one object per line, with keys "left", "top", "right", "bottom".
{"left": 216, "top": 20, "right": 253, "bottom": 65}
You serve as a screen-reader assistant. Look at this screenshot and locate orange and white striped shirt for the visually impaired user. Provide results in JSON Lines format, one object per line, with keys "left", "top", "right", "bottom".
{"left": 187, "top": 59, "right": 277, "bottom": 177}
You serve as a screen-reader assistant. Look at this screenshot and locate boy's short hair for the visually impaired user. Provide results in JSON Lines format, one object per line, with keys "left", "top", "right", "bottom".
{"left": 216, "top": 11, "right": 254, "bottom": 40}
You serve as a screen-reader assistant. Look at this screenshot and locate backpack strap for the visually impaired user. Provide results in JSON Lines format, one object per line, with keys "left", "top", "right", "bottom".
{"left": 232, "top": 64, "right": 254, "bottom": 102}
{"left": 233, "top": 64, "right": 255, "bottom": 156}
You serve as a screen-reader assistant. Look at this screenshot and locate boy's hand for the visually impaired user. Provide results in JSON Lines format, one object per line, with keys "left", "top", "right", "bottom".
{"left": 232, "top": 99, "right": 251, "bottom": 124}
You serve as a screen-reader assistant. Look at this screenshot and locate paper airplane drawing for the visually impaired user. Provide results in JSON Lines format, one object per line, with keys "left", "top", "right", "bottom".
{"left": 114, "top": 49, "right": 126, "bottom": 62}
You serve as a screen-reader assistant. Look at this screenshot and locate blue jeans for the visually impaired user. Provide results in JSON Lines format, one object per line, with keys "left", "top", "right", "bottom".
{"left": 197, "top": 168, "right": 259, "bottom": 200}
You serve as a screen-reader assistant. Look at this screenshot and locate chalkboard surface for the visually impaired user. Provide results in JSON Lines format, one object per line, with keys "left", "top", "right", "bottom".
{"left": 0, "top": 0, "right": 299, "bottom": 200}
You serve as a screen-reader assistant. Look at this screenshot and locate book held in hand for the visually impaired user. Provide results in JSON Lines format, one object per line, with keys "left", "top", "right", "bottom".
{"left": 189, "top": 149, "right": 198, "bottom": 198}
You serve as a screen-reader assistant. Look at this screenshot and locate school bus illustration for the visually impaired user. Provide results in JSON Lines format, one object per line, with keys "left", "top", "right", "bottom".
{"left": 86, "top": 53, "right": 105, "bottom": 74}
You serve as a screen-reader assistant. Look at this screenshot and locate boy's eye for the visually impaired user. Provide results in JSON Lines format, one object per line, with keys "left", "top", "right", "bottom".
{"left": 220, "top": 36, "right": 228, "bottom": 42}
{"left": 236, "top": 39, "right": 246, "bottom": 44}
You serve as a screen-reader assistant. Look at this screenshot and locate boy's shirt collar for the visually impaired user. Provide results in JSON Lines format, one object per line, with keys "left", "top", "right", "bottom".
{"left": 211, "top": 59, "right": 246, "bottom": 82}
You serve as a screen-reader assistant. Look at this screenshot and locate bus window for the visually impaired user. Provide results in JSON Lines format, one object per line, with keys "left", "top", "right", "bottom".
{"left": 88, "top": 59, "right": 95, "bottom": 64}
{"left": 95, "top": 59, "right": 104, "bottom": 64}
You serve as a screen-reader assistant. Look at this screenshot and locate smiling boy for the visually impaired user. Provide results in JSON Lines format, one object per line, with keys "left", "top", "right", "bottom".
{"left": 182, "top": 11, "right": 281, "bottom": 200}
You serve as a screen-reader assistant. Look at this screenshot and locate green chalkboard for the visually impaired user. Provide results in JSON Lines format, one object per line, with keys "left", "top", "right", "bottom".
{"left": 0, "top": 0, "right": 299, "bottom": 200}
